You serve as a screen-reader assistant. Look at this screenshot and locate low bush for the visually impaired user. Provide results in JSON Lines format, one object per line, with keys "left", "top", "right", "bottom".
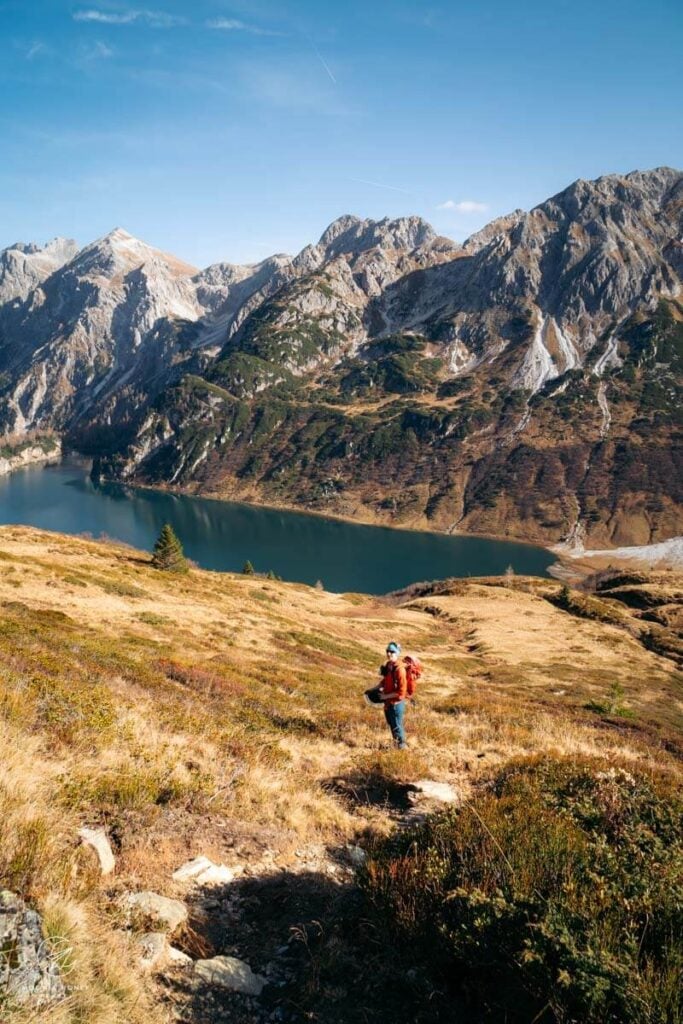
{"left": 361, "top": 756, "right": 682, "bottom": 1023}
{"left": 549, "top": 585, "right": 625, "bottom": 625}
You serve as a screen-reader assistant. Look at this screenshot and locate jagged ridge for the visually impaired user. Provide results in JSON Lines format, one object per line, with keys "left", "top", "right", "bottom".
{"left": 0, "top": 167, "right": 681, "bottom": 548}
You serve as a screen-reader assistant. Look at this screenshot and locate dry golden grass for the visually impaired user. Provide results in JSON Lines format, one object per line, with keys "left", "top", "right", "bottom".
{"left": 0, "top": 525, "right": 680, "bottom": 1022}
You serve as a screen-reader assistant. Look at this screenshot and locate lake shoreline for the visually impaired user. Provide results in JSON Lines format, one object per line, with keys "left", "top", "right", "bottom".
{"left": 107, "top": 472, "right": 554, "bottom": 554}
{"left": 130, "top": 478, "right": 683, "bottom": 575}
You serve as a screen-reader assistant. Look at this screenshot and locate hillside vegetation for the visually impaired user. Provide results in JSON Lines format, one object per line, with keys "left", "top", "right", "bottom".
{"left": 0, "top": 527, "right": 681, "bottom": 1022}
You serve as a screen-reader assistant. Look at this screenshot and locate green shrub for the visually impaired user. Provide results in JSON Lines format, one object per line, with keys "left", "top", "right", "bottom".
{"left": 549, "top": 586, "right": 625, "bottom": 625}
{"left": 361, "top": 757, "right": 683, "bottom": 1023}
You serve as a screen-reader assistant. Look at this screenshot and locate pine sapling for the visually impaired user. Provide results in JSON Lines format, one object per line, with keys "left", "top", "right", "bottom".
{"left": 152, "top": 523, "right": 189, "bottom": 574}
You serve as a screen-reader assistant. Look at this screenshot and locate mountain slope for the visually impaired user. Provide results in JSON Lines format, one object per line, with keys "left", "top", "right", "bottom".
{"left": 106, "top": 169, "right": 681, "bottom": 548}
{"left": 0, "top": 168, "right": 681, "bottom": 548}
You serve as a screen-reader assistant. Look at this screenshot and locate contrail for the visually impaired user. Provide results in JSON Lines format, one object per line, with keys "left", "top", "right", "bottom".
{"left": 307, "top": 37, "right": 337, "bottom": 83}
{"left": 351, "top": 177, "right": 413, "bottom": 195}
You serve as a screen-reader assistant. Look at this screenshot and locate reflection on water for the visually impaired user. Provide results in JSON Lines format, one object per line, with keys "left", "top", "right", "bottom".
{"left": 0, "top": 461, "right": 555, "bottom": 593}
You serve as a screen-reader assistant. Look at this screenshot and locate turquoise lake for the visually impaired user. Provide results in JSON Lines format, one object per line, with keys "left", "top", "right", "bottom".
{"left": 0, "top": 462, "right": 555, "bottom": 592}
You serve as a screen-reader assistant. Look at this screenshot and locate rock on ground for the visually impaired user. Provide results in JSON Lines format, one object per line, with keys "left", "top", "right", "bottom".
{"left": 168, "top": 945, "right": 193, "bottom": 966}
{"left": 123, "top": 891, "right": 188, "bottom": 934}
{"left": 410, "top": 780, "right": 460, "bottom": 803}
{"left": 0, "top": 890, "right": 66, "bottom": 1008}
{"left": 78, "top": 826, "right": 116, "bottom": 875}
{"left": 173, "top": 856, "right": 236, "bottom": 887}
{"left": 136, "top": 932, "right": 169, "bottom": 971}
{"left": 194, "top": 955, "right": 265, "bottom": 995}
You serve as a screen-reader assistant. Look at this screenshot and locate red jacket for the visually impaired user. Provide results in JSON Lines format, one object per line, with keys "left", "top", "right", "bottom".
{"left": 381, "top": 659, "right": 407, "bottom": 704}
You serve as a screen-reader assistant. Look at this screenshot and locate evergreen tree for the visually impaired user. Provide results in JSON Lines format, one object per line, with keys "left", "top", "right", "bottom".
{"left": 152, "top": 523, "right": 188, "bottom": 573}
{"left": 242, "top": 560, "right": 254, "bottom": 575}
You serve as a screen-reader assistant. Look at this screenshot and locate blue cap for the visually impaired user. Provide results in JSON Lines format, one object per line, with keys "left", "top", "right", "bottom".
{"left": 386, "top": 641, "right": 401, "bottom": 654}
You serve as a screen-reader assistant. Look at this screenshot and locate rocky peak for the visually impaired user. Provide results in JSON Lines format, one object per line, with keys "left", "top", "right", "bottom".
{"left": 462, "top": 211, "right": 525, "bottom": 254}
{"left": 0, "top": 236, "right": 79, "bottom": 304}
{"left": 317, "top": 214, "right": 364, "bottom": 249}
{"left": 537, "top": 166, "right": 682, "bottom": 224}
{"left": 318, "top": 214, "right": 436, "bottom": 259}
{"left": 68, "top": 228, "right": 197, "bottom": 282}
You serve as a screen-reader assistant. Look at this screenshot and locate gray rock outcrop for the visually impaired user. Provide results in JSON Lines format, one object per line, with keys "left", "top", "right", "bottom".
{"left": 0, "top": 891, "right": 66, "bottom": 1008}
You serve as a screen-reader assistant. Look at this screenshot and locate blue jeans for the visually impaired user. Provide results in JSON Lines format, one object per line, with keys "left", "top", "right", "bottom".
{"left": 384, "top": 700, "right": 407, "bottom": 748}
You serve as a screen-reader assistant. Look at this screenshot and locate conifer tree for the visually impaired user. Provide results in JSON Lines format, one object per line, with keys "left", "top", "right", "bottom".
{"left": 242, "top": 560, "right": 254, "bottom": 575}
{"left": 152, "top": 523, "right": 188, "bottom": 573}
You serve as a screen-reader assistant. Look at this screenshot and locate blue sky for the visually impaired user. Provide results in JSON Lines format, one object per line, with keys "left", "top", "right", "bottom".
{"left": 1, "top": 0, "right": 681, "bottom": 267}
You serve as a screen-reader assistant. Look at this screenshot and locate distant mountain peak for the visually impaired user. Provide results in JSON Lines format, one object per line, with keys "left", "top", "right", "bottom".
{"left": 0, "top": 235, "right": 80, "bottom": 304}
{"left": 317, "top": 213, "right": 436, "bottom": 259}
{"left": 74, "top": 228, "right": 198, "bottom": 278}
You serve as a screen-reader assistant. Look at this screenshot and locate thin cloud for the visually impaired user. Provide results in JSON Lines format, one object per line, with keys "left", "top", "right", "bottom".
{"left": 437, "top": 199, "right": 489, "bottom": 213}
{"left": 25, "top": 41, "right": 48, "bottom": 59}
{"left": 73, "top": 9, "right": 185, "bottom": 28}
{"left": 351, "top": 177, "right": 412, "bottom": 195}
{"left": 83, "top": 40, "right": 115, "bottom": 60}
{"left": 206, "top": 18, "right": 284, "bottom": 37}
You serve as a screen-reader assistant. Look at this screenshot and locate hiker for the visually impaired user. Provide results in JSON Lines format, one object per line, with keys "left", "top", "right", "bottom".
{"left": 379, "top": 641, "right": 408, "bottom": 749}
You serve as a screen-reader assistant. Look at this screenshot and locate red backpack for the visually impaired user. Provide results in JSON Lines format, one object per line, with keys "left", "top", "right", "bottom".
{"left": 403, "top": 654, "right": 422, "bottom": 697}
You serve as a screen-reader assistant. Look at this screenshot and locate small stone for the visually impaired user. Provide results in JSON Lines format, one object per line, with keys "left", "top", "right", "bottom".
{"left": 194, "top": 955, "right": 266, "bottom": 996}
{"left": 137, "top": 932, "right": 168, "bottom": 971}
{"left": 172, "top": 856, "right": 214, "bottom": 882}
{"left": 195, "top": 863, "right": 236, "bottom": 886}
{"left": 79, "top": 827, "right": 116, "bottom": 875}
{"left": 410, "top": 780, "right": 459, "bottom": 803}
{"left": 346, "top": 845, "right": 367, "bottom": 867}
{"left": 168, "top": 946, "right": 193, "bottom": 966}
{"left": 123, "top": 892, "right": 188, "bottom": 935}
{"left": 173, "top": 857, "right": 236, "bottom": 887}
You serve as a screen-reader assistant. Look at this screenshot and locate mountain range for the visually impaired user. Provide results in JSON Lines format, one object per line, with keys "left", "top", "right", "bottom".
{"left": 0, "top": 166, "right": 681, "bottom": 549}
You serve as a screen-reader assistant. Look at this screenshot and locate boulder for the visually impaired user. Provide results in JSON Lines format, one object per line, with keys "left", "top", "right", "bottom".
{"left": 346, "top": 845, "right": 367, "bottom": 867}
{"left": 123, "top": 892, "right": 187, "bottom": 934}
{"left": 78, "top": 827, "right": 116, "bottom": 875}
{"left": 0, "top": 891, "right": 66, "bottom": 1007}
{"left": 194, "top": 955, "right": 265, "bottom": 995}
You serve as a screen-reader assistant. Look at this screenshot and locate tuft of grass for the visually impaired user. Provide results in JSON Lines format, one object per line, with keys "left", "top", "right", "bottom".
{"left": 134, "top": 610, "right": 170, "bottom": 626}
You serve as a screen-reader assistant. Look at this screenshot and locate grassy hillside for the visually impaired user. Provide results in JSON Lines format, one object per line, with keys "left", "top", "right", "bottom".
{"left": 0, "top": 527, "right": 681, "bottom": 1022}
